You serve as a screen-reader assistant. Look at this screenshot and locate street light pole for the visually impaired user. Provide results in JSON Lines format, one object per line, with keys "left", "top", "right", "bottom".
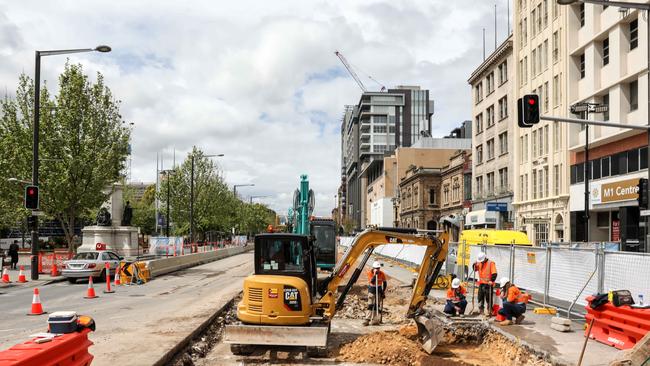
{"left": 30, "top": 45, "right": 111, "bottom": 280}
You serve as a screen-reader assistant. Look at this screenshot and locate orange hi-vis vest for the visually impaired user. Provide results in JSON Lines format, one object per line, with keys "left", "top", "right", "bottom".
{"left": 476, "top": 260, "right": 497, "bottom": 285}
{"left": 505, "top": 284, "right": 529, "bottom": 304}
{"left": 367, "top": 269, "right": 386, "bottom": 287}
{"left": 446, "top": 287, "right": 467, "bottom": 302}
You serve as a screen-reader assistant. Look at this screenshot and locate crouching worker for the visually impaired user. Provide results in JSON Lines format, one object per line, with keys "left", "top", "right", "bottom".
{"left": 444, "top": 278, "right": 468, "bottom": 317}
{"left": 497, "top": 277, "right": 529, "bottom": 325}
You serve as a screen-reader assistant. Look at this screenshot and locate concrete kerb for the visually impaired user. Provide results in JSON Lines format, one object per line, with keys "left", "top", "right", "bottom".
{"left": 153, "top": 296, "right": 237, "bottom": 366}
{"left": 146, "top": 245, "right": 253, "bottom": 278}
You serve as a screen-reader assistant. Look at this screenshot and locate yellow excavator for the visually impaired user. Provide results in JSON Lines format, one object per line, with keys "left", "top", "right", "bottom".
{"left": 224, "top": 227, "right": 449, "bottom": 356}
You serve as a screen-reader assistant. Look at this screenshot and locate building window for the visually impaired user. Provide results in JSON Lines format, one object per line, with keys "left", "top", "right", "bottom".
{"left": 602, "top": 93, "right": 609, "bottom": 121}
{"left": 553, "top": 74, "right": 560, "bottom": 106}
{"left": 487, "top": 105, "right": 495, "bottom": 127}
{"left": 534, "top": 223, "right": 549, "bottom": 245}
{"left": 475, "top": 113, "right": 483, "bottom": 133}
{"left": 579, "top": 3, "right": 585, "bottom": 27}
{"left": 543, "top": 39, "right": 548, "bottom": 70}
{"left": 544, "top": 82, "right": 549, "bottom": 111}
{"left": 629, "top": 80, "right": 638, "bottom": 111}
{"left": 537, "top": 4, "right": 543, "bottom": 32}
{"left": 532, "top": 9, "right": 537, "bottom": 35}
{"left": 429, "top": 188, "right": 436, "bottom": 205}
{"left": 601, "top": 157, "right": 610, "bottom": 177}
{"left": 487, "top": 139, "right": 495, "bottom": 160}
{"left": 532, "top": 170, "right": 537, "bottom": 199}
{"left": 544, "top": 166, "right": 549, "bottom": 197}
{"left": 476, "top": 176, "right": 483, "bottom": 197}
{"left": 499, "top": 168, "right": 508, "bottom": 192}
{"left": 602, "top": 37, "right": 609, "bottom": 66}
{"left": 543, "top": 0, "right": 548, "bottom": 26}
{"left": 532, "top": 49, "right": 537, "bottom": 76}
{"left": 487, "top": 172, "right": 495, "bottom": 194}
{"left": 552, "top": 31, "right": 559, "bottom": 63}
{"left": 499, "top": 132, "right": 508, "bottom": 155}
{"left": 523, "top": 17, "right": 528, "bottom": 45}
{"left": 498, "top": 96, "right": 508, "bottom": 120}
{"left": 544, "top": 125, "right": 549, "bottom": 154}
{"left": 630, "top": 19, "right": 638, "bottom": 50}
{"left": 579, "top": 53, "right": 585, "bottom": 79}
{"left": 532, "top": 130, "right": 538, "bottom": 158}
{"left": 475, "top": 82, "right": 483, "bottom": 103}
{"left": 486, "top": 72, "right": 495, "bottom": 94}
{"left": 553, "top": 121, "right": 561, "bottom": 151}
{"left": 628, "top": 149, "right": 639, "bottom": 172}
{"left": 537, "top": 44, "right": 543, "bottom": 75}
{"left": 554, "top": 165, "right": 560, "bottom": 196}
{"left": 524, "top": 56, "right": 528, "bottom": 84}
{"left": 520, "top": 175, "right": 525, "bottom": 201}
{"left": 498, "top": 61, "right": 508, "bottom": 84}
{"left": 524, "top": 174, "right": 529, "bottom": 200}
{"left": 464, "top": 173, "right": 472, "bottom": 201}
{"left": 476, "top": 145, "right": 483, "bottom": 164}
{"left": 642, "top": 147, "right": 648, "bottom": 170}
{"left": 523, "top": 134, "right": 528, "bottom": 161}
{"left": 373, "top": 125, "right": 387, "bottom": 133}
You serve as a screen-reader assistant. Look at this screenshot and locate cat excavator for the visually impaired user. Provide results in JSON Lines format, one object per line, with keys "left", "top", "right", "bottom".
{"left": 223, "top": 227, "right": 450, "bottom": 356}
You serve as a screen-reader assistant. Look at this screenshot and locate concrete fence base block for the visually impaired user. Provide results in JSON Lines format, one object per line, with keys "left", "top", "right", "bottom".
{"left": 146, "top": 245, "right": 253, "bottom": 278}
{"left": 551, "top": 317, "right": 573, "bottom": 326}
{"left": 550, "top": 323, "right": 572, "bottom": 332}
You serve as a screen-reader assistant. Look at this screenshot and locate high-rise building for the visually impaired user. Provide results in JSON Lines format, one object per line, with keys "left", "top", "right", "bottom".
{"left": 565, "top": 4, "right": 649, "bottom": 251}
{"left": 513, "top": 0, "right": 570, "bottom": 244}
{"left": 468, "top": 36, "right": 515, "bottom": 229}
{"left": 341, "top": 86, "right": 435, "bottom": 230}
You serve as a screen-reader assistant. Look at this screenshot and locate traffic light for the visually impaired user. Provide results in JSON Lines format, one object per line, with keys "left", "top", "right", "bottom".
{"left": 638, "top": 178, "right": 648, "bottom": 210}
{"left": 517, "top": 94, "right": 540, "bottom": 128}
{"left": 24, "top": 185, "right": 39, "bottom": 210}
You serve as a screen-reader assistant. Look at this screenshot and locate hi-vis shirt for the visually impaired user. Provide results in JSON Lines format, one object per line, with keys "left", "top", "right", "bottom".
{"left": 367, "top": 269, "right": 387, "bottom": 287}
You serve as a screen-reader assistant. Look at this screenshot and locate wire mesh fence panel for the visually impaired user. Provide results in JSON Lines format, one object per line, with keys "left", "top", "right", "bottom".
{"left": 446, "top": 242, "right": 459, "bottom": 277}
{"left": 512, "top": 247, "right": 547, "bottom": 294}
{"left": 603, "top": 252, "right": 650, "bottom": 302}
{"left": 482, "top": 245, "right": 513, "bottom": 280}
{"left": 548, "top": 248, "right": 598, "bottom": 307}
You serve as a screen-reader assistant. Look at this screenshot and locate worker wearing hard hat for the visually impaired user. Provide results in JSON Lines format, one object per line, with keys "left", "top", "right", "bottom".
{"left": 497, "top": 277, "right": 530, "bottom": 325}
{"left": 363, "top": 261, "right": 387, "bottom": 326}
{"left": 473, "top": 252, "right": 498, "bottom": 316}
{"left": 444, "top": 278, "right": 468, "bottom": 317}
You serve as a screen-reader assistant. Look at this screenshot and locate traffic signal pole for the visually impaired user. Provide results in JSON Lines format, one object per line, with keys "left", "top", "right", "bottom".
{"left": 31, "top": 51, "right": 41, "bottom": 281}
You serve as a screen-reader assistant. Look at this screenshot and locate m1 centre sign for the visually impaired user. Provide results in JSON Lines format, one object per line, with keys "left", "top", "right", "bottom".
{"left": 591, "top": 178, "right": 639, "bottom": 205}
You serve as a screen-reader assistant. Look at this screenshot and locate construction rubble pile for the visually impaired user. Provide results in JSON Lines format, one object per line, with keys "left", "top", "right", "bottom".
{"left": 335, "top": 284, "right": 411, "bottom": 324}
{"left": 336, "top": 323, "right": 555, "bottom": 366}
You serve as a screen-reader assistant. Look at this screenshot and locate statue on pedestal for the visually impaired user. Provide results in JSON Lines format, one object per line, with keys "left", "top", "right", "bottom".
{"left": 96, "top": 207, "right": 112, "bottom": 226}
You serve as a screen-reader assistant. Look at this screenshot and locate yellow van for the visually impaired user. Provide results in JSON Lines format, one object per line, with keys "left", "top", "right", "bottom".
{"left": 456, "top": 229, "right": 532, "bottom": 268}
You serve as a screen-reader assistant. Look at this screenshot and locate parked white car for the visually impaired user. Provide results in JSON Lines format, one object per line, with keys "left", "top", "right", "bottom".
{"left": 62, "top": 250, "right": 122, "bottom": 284}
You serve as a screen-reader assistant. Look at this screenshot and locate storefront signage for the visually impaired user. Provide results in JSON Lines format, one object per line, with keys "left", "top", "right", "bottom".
{"left": 592, "top": 178, "right": 640, "bottom": 204}
{"left": 486, "top": 202, "right": 508, "bottom": 212}
{"left": 611, "top": 220, "right": 620, "bottom": 242}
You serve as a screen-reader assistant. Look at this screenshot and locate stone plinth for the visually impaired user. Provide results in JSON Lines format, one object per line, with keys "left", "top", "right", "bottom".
{"left": 80, "top": 226, "right": 140, "bottom": 256}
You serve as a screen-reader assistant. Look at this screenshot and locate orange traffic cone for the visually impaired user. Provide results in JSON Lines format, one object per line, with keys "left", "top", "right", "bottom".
{"left": 17, "top": 266, "right": 27, "bottom": 283}
{"left": 84, "top": 277, "right": 99, "bottom": 299}
{"left": 27, "top": 288, "right": 46, "bottom": 316}
{"left": 1, "top": 267, "right": 11, "bottom": 283}
{"left": 114, "top": 267, "right": 121, "bottom": 286}
{"left": 51, "top": 263, "right": 59, "bottom": 277}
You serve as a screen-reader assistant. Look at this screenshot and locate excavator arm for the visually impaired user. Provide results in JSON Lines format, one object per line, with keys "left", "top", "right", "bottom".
{"left": 316, "top": 227, "right": 449, "bottom": 353}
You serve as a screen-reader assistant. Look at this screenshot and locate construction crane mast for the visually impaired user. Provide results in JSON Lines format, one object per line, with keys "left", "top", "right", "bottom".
{"left": 334, "top": 50, "right": 386, "bottom": 92}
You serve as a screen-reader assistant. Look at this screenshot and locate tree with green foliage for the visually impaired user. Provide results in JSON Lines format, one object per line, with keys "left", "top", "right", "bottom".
{"left": 0, "top": 63, "right": 131, "bottom": 250}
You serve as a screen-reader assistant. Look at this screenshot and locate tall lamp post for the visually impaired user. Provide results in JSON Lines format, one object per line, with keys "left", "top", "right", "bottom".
{"left": 161, "top": 170, "right": 175, "bottom": 237}
{"left": 189, "top": 152, "right": 224, "bottom": 243}
{"left": 30, "top": 45, "right": 111, "bottom": 280}
{"left": 558, "top": 0, "right": 650, "bottom": 250}
{"left": 233, "top": 184, "right": 255, "bottom": 199}
{"left": 249, "top": 195, "right": 269, "bottom": 204}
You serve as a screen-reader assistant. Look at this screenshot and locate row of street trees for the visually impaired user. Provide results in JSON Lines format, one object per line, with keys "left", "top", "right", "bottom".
{"left": 0, "top": 64, "right": 131, "bottom": 250}
{"left": 146, "top": 147, "right": 275, "bottom": 240}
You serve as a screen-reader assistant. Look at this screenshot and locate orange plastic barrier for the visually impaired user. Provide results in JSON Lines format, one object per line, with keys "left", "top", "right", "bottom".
{"left": 585, "top": 295, "right": 650, "bottom": 350}
{"left": 39, "top": 252, "right": 73, "bottom": 275}
{"left": 0, "top": 328, "right": 93, "bottom": 366}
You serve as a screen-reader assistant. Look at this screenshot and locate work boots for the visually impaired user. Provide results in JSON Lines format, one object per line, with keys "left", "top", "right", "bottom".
{"left": 499, "top": 319, "right": 512, "bottom": 326}
{"left": 515, "top": 315, "right": 526, "bottom": 324}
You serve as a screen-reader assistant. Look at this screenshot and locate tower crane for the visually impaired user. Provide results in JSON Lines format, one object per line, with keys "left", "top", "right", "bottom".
{"left": 334, "top": 50, "right": 386, "bottom": 92}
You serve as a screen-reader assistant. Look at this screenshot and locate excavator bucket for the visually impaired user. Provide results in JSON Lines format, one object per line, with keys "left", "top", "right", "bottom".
{"left": 415, "top": 315, "right": 445, "bottom": 354}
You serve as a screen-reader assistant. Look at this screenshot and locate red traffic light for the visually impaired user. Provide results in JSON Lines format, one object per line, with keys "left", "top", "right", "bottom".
{"left": 527, "top": 98, "right": 536, "bottom": 105}
{"left": 24, "top": 185, "right": 39, "bottom": 210}
{"left": 27, "top": 188, "right": 35, "bottom": 196}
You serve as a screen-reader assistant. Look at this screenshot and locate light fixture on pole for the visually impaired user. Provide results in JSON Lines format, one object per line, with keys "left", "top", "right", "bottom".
{"left": 30, "top": 45, "right": 111, "bottom": 280}
{"left": 233, "top": 184, "right": 255, "bottom": 199}
{"left": 190, "top": 152, "right": 224, "bottom": 243}
{"left": 249, "top": 195, "right": 270, "bottom": 204}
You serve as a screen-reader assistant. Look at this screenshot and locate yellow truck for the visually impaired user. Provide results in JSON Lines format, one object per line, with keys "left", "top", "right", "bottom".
{"left": 455, "top": 229, "right": 532, "bottom": 270}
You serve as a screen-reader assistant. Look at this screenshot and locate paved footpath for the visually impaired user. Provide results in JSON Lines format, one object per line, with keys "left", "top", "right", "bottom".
{"left": 0, "top": 252, "right": 253, "bottom": 366}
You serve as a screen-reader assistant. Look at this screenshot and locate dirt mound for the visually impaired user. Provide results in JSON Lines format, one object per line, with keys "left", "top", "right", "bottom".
{"left": 335, "top": 284, "right": 411, "bottom": 324}
{"left": 478, "top": 331, "right": 552, "bottom": 366}
{"left": 337, "top": 325, "right": 472, "bottom": 366}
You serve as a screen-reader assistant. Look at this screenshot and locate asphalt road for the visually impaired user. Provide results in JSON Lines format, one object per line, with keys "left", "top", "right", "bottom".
{"left": 0, "top": 252, "right": 253, "bottom": 365}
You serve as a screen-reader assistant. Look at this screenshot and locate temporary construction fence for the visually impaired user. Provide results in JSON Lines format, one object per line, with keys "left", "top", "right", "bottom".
{"left": 339, "top": 236, "right": 650, "bottom": 315}
{"left": 148, "top": 236, "right": 247, "bottom": 257}
{"left": 38, "top": 251, "right": 74, "bottom": 274}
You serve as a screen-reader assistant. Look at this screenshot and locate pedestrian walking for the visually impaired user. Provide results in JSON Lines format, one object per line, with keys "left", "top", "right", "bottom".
{"left": 444, "top": 278, "right": 468, "bottom": 317}
{"left": 8, "top": 240, "right": 19, "bottom": 270}
{"left": 363, "top": 261, "right": 387, "bottom": 326}
{"left": 497, "top": 277, "right": 529, "bottom": 326}
{"left": 473, "top": 252, "right": 497, "bottom": 316}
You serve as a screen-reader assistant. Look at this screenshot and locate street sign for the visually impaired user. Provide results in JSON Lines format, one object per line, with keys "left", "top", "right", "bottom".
{"left": 486, "top": 202, "right": 508, "bottom": 212}
{"left": 641, "top": 209, "right": 650, "bottom": 217}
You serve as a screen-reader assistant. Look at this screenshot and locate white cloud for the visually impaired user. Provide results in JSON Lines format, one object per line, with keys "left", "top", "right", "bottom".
{"left": 0, "top": 0, "right": 510, "bottom": 217}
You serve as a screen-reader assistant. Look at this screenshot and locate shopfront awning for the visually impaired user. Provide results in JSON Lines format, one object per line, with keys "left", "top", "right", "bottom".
{"left": 464, "top": 209, "right": 498, "bottom": 227}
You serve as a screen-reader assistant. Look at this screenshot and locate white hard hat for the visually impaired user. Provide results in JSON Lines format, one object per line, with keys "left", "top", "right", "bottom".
{"left": 477, "top": 253, "right": 487, "bottom": 262}
{"left": 372, "top": 261, "right": 381, "bottom": 269}
{"left": 451, "top": 278, "right": 461, "bottom": 289}
{"left": 499, "top": 277, "right": 510, "bottom": 288}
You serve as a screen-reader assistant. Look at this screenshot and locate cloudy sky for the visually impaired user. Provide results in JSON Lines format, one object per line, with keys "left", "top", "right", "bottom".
{"left": 0, "top": 0, "right": 511, "bottom": 216}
